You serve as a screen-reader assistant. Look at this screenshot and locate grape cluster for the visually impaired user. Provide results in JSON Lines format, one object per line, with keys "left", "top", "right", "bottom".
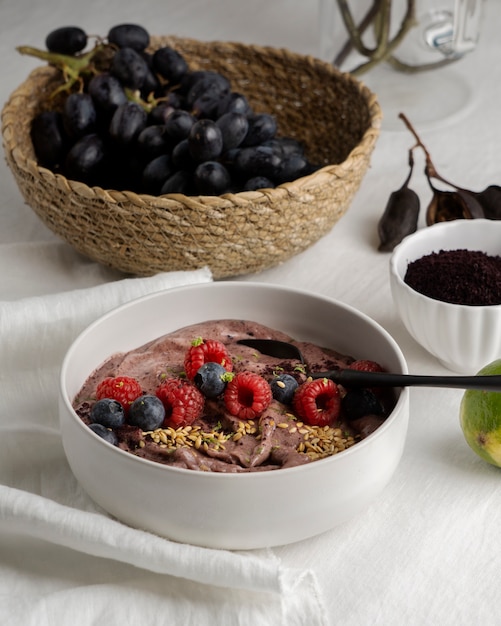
{"left": 27, "top": 24, "right": 319, "bottom": 196}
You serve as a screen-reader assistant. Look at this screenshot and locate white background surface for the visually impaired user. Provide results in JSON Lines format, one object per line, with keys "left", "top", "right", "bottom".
{"left": 2, "top": 1, "right": 501, "bottom": 624}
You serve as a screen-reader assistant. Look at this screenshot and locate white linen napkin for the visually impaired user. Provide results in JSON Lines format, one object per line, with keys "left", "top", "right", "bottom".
{"left": 0, "top": 249, "right": 326, "bottom": 626}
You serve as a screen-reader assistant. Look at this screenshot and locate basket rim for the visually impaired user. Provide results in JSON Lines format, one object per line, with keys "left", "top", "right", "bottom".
{"left": 2, "top": 35, "right": 382, "bottom": 208}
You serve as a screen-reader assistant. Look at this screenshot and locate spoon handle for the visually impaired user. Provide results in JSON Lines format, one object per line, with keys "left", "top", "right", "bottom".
{"left": 311, "top": 370, "right": 501, "bottom": 391}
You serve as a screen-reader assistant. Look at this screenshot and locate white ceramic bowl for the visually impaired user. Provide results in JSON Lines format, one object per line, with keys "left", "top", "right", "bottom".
{"left": 390, "top": 219, "right": 501, "bottom": 374}
{"left": 59, "top": 282, "right": 409, "bottom": 550}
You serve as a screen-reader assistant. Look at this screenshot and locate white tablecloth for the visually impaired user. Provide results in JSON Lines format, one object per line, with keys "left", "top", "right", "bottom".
{"left": 2, "top": 1, "right": 501, "bottom": 624}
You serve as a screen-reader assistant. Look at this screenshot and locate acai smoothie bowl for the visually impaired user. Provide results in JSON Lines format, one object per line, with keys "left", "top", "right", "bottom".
{"left": 60, "top": 282, "right": 409, "bottom": 550}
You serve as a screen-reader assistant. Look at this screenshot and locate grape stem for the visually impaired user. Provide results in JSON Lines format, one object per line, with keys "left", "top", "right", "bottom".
{"left": 17, "top": 43, "right": 164, "bottom": 110}
{"left": 124, "top": 87, "right": 170, "bottom": 113}
{"left": 16, "top": 44, "right": 106, "bottom": 94}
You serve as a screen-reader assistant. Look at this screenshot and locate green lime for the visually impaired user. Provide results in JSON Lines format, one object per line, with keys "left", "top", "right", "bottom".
{"left": 460, "top": 359, "right": 501, "bottom": 467}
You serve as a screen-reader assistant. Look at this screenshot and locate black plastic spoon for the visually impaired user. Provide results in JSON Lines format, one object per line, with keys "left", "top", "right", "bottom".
{"left": 237, "top": 338, "right": 501, "bottom": 392}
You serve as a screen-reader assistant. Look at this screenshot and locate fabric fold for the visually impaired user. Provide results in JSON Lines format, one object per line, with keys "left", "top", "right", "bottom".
{"left": 0, "top": 485, "right": 285, "bottom": 593}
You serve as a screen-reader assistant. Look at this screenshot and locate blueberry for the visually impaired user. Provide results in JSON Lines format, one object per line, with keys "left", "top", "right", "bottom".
{"left": 342, "top": 389, "right": 384, "bottom": 420}
{"left": 88, "top": 423, "right": 118, "bottom": 446}
{"left": 90, "top": 398, "right": 125, "bottom": 429}
{"left": 128, "top": 395, "right": 165, "bottom": 430}
{"left": 270, "top": 374, "right": 298, "bottom": 404}
{"left": 194, "top": 362, "right": 228, "bottom": 398}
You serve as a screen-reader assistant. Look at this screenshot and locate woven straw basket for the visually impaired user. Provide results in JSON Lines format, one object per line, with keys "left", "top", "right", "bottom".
{"left": 2, "top": 36, "right": 382, "bottom": 279}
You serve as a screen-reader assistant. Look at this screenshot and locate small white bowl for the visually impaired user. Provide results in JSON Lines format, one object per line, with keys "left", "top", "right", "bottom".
{"left": 390, "top": 219, "right": 501, "bottom": 373}
{"left": 59, "top": 282, "right": 409, "bottom": 550}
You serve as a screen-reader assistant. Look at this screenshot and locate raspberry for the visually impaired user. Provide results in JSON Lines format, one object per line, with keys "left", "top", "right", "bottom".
{"left": 293, "top": 378, "right": 340, "bottom": 427}
{"left": 349, "top": 359, "right": 385, "bottom": 374}
{"left": 223, "top": 371, "right": 272, "bottom": 420}
{"left": 156, "top": 377, "right": 205, "bottom": 428}
{"left": 184, "top": 337, "right": 233, "bottom": 380}
{"left": 96, "top": 376, "right": 143, "bottom": 413}
{"left": 349, "top": 359, "right": 386, "bottom": 396}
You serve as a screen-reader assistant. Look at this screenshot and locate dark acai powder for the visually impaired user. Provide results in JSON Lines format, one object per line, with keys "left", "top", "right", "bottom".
{"left": 404, "top": 248, "right": 501, "bottom": 306}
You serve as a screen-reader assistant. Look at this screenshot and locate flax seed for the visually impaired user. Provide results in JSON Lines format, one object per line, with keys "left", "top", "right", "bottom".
{"left": 159, "top": 431, "right": 168, "bottom": 444}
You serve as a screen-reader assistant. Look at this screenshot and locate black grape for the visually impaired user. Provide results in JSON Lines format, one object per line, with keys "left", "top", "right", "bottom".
{"left": 107, "top": 24, "right": 150, "bottom": 52}
{"left": 142, "top": 155, "right": 173, "bottom": 194}
{"left": 63, "top": 92, "right": 97, "bottom": 139}
{"left": 171, "top": 139, "right": 194, "bottom": 170}
{"left": 141, "top": 67, "right": 161, "bottom": 99}
{"left": 275, "top": 154, "right": 311, "bottom": 184}
{"left": 45, "top": 26, "right": 87, "bottom": 54}
{"left": 178, "top": 70, "right": 208, "bottom": 96}
{"left": 216, "top": 92, "right": 252, "bottom": 117}
{"left": 136, "top": 125, "right": 171, "bottom": 160}
{"left": 64, "top": 134, "right": 105, "bottom": 185}
{"left": 243, "top": 176, "right": 276, "bottom": 191}
{"left": 186, "top": 71, "right": 231, "bottom": 112}
{"left": 216, "top": 112, "right": 249, "bottom": 151}
{"left": 262, "top": 137, "right": 305, "bottom": 159}
{"left": 242, "top": 113, "right": 277, "bottom": 147}
{"left": 109, "top": 102, "right": 148, "bottom": 144}
{"left": 88, "top": 73, "right": 128, "bottom": 114}
{"left": 152, "top": 46, "right": 189, "bottom": 83}
{"left": 194, "top": 161, "right": 231, "bottom": 195}
{"left": 148, "top": 102, "right": 176, "bottom": 125}
{"left": 234, "top": 145, "right": 282, "bottom": 179}
{"left": 160, "top": 170, "right": 192, "bottom": 195}
{"left": 110, "top": 47, "right": 149, "bottom": 90}
{"left": 30, "top": 111, "right": 68, "bottom": 168}
{"left": 165, "top": 110, "right": 196, "bottom": 142}
{"left": 188, "top": 119, "right": 223, "bottom": 162}
{"left": 192, "top": 90, "right": 228, "bottom": 119}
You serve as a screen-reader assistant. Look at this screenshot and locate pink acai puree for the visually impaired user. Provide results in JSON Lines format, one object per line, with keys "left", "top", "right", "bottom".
{"left": 73, "top": 319, "right": 395, "bottom": 472}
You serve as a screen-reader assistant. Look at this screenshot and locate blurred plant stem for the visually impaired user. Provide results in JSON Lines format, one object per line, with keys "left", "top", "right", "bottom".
{"left": 334, "top": 0, "right": 427, "bottom": 75}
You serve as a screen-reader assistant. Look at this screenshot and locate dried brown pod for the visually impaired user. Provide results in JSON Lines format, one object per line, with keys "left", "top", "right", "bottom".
{"left": 379, "top": 114, "right": 501, "bottom": 249}
{"left": 425, "top": 186, "right": 484, "bottom": 225}
{"left": 378, "top": 148, "right": 420, "bottom": 251}
{"left": 399, "top": 113, "right": 485, "bottom": 225}
{"left": 474, "top": 185, "right": 501, "bottom": 219}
